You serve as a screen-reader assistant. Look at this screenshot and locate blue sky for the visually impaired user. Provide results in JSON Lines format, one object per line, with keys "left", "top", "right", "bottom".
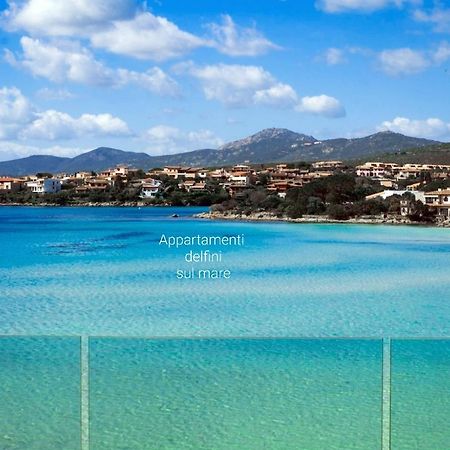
{"left": 0, "top": 0, "right": 450, "bottom": 161}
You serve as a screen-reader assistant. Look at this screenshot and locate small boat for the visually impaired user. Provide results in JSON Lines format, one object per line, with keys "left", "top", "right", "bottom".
{"left": 172, "top": 213, "right": 179, "bottom": 218}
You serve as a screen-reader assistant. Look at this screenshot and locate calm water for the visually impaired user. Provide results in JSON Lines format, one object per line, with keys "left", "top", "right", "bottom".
{"left": 90, "top": 338, "right": 382, "bottom": 450}
{"left": 391, "top": 340, "right": 450, "bottom": 450}
{"left": 1, "top": 206, "right": 450, "bottom": 337}
{"left": 1, "top": 207, "right": 450, "bottom": 449}
{"left": 0, "top": 337, "right": 81, "bottom": 450}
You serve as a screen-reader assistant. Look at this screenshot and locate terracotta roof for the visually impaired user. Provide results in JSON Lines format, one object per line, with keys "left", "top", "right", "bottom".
{"left": 426, "top": 190, "right": 450, "bottom": 195}
{"left": 0, "top": 177, "right": 20, "bottom": 182}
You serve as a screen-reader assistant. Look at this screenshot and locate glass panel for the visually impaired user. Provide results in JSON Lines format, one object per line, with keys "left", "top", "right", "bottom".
{"left": 0, "top": 337, "right": 81, "bottom": 450}
{"left": 90, "top": 338, "right": 381, "bottom": 450}
{"left": 392, "top": 339, "right": 450, "bottom": 450}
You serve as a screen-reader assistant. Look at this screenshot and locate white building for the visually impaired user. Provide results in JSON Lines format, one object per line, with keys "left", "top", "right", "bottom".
{"left": 424, "top": 189, "right": 450, "bottom": 218}
{"left": 356, "top": 162, "right": 400, "bottom": 178}
{"left": 228, "top": 174, "right": 250, "bottom": 186}
{"left": 366, "top": 190, "right": 425, "bottom": 202}
{"left": 139, "top": 179, "right": 161, "bottom": 199}
{"left": 26, "top": 178, "right": 62, "bottom": 194}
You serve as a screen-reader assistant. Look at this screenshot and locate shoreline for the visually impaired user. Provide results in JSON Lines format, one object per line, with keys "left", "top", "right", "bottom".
{"left": 1, "top": 203, "right": 449, "bottom": 228}
{"left": 0, "top": 201, "right": 168, "bottom": 207}
{"left": 194, "top": 211, "right": 450, "bottom": 228}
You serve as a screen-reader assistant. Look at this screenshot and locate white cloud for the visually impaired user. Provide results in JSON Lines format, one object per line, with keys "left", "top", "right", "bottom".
{"left": 6, "top": 37, "right": 179, "bottom": 95}
{"left": 378, "top": 117, "right": 450, "bottom": 139}
{"left": 316, "top": 0, "right": 417, "bottom": 13}
{"left": 2, "top": 1, "right": 207, "bottom": 62}
{"left": 378, "top": 48, "right": 429, "bottom": 75}
{"left": 8, "top": 37, "right": 115, "bottom": 85}
{"left": 0, "top": 142, "right": 85, "bottom": 161}
{"left": 323, "top": 47, "right": 347, "bottom": 65}
{"left": 36, "top": 87, "right": 75, "bottom": 100}
{"left": 21, "top": 110, "right": 131, "bottom": 140}
{"left": 433, "top": 41, "right": 450, "bottom": 64}
{"left": 89, "top": 11, "right": 207, "bottom": 61}
{"left": 208, "top": 14, "right": 280, "bottom": 57}
{"left": 144, "top": 125, "right": 224, "bottom": 155}
{"left": 414, "top": 7, "right": 450, "bottom": 33}
{"left": 117, "top": 67, "right": 180, "bottom": 96}
{"left": 177, "top": 62, "right": 345, "bottom": 117}
{"left": 0, "top": 86, "right": 131, "bottom": 141}
{"left": 296, "top": 95, "right": 346, "bottom": 118}
{"left": 0, "top": 86, "right": 34, "bottom": 139}
{"left": 2, "top": 0, "right": 136, "bottom": 36}
{"left": 253, "top": 83, "right": 299, "bottom": 108}
{"left": 177, "top": 62, "right": 278, "bottom": 107}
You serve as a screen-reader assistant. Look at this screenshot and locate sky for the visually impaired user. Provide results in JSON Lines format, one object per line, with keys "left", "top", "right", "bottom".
{"left": 0, "top": 0, "right": 450, "bottom": 161}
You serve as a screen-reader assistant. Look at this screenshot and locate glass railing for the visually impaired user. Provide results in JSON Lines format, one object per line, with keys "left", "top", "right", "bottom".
{"left": 1, "top": 337, "right": 449, "bottom": 450}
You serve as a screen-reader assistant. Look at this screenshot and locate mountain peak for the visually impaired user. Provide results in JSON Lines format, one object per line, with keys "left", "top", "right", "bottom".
{"left": 220, "top": 128, "right": 316, "bottom": 152}
{"left": 252, "top": 128, "right": 294, "bottom": 138}
{"left": 0, "top": 129, "right": 443, "bottom": 176}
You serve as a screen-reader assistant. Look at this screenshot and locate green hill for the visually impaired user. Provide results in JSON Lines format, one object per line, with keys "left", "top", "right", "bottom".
{"left": 356, "top": 143, "right": 450, "bottom": 165}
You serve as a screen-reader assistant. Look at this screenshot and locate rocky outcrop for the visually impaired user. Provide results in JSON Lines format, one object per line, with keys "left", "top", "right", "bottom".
{"left": 194, "top": 211, "right": 443, "bottom": 226}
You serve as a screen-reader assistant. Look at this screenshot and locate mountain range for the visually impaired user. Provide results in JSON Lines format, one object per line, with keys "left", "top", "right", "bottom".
{"left": 0, "top": 128, "right": 441, "bottom": 176}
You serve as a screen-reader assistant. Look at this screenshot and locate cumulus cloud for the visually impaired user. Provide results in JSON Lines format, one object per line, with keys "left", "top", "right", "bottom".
{"left": 296, "top": 95, "right": 346, "bottom": 118}
{"left": 6, "top": 37, "right": 179, "bottom": 95}
{"left": 2, "top": 0, "right": 136, "bottom": 36}
{"left": 253, "top": 83, "right": 299, "bottom": 108}
{"left": 116, "top": 67, "right": 180, "bottom": 96}
{"left": 0, "top": 86, "right": 34, "bottom": 139}
{"left": 378, "top": 117, "right": 450, "bottom": 139}
{"left": 2, "top": 1, "right": 206, "bottom": 61}
{"left": 0, "top": 86, "right": 131, "bottom": 141}
{"left": 176, "top": 62, "right": 345, "bottom": 117}
{"left": 2, "top": 1, "right": 282, "bottom": 62}
{"left": 378, "top": 48, "right": 430, "bottom": 75}
{"left": 208, "top": 14, "right": 280, "bottom": 56}
{"left": 90, "top": 12, "right": 207, "bottom": 61}
{"left": 176, "top": 62, "right": 279, "bottom": 107}
{"left": 6, "top": 37, "right": 115, "bottom": 85}
{"left": 316, "top": 0, "right": 417, "bottom": 13}
{"left": 21, "top": 110, "right": 131, "bottom": 140}
{"left": 144, "top": 125, "right": 224, "bottom": 155}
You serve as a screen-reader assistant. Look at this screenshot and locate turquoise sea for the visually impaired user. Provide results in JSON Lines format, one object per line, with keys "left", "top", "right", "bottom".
{"left": 1, "top": 206, "right": 450, "bottom": 337}
{"left": 1, "top": 207, "right": 450, "bottom": 449}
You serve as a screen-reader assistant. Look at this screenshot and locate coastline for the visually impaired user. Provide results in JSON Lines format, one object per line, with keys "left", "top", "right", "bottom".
{"left": 0, "top": 201, "right": 166, "bottom": 207}
{"left": 195, "top": 210, "right": 450, "bottom": 228}
{"left": 2, "top": 202, "right": 449, "bottom": 227}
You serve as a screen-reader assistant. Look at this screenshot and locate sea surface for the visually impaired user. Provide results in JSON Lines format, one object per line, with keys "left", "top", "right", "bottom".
{"left": 1, "top": 207, "right": 450, "bottom": 449}
{"left": 1, "top": 206, "right": 450, "bottom": 337}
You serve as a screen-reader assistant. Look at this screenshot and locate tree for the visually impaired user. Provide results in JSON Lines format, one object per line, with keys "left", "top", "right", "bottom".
{"left": 327, "top": 204, "right": 352, "bottom": 220}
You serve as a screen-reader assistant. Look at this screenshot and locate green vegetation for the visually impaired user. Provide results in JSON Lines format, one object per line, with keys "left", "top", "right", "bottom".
{"left": 212, "top": 173, "right": 437, "bottom": 222}
{"left": 0, "top": 175, "right": 228, "bottom": 207}
{"left": 214, "top": 174, "right": 387, "bottom": 219}
{"left": 353, "top": 143, "right": 450, "bottom": 166}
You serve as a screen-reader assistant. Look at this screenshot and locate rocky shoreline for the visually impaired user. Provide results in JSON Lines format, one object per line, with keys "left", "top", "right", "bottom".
{"left": 0, "top": 201, "right": 164, "bottom": 207}
{"left": 195, "top": 210, "right": 450, "bottom": 227}
{"left": 2, "top": 203, "right": 449, "bottom": 227}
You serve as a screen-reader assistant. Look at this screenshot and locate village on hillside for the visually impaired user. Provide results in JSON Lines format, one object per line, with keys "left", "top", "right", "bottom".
{"left": 1, "top": 159, "right": 450, "bottom": 222}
